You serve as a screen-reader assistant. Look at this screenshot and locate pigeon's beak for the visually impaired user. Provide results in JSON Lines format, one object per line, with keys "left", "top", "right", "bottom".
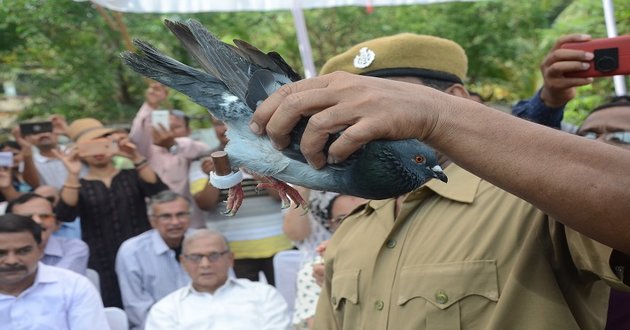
{"left": 430, "top": 165, "right": 448, "bottom": 183}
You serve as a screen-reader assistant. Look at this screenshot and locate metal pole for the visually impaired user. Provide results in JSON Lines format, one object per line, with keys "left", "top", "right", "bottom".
{"left": 291, "top": 0, "right": 317, "bottom": 78}
{"left": 602, "top": 0, "right": 627, "bottom": 96}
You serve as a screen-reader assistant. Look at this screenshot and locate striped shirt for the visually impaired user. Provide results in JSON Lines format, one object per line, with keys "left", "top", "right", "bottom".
{"left": 189, "top": 160, "right": 292, "bottom": 259}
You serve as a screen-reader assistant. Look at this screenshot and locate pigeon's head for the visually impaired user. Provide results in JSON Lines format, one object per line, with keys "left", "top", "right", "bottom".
{"left": 381, "top": 139, "right": 448, "bottom": 184}
{"left": 346, "top": 139, "right": 447, "bottom": 199}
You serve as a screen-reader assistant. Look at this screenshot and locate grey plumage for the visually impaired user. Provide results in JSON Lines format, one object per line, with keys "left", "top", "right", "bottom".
{"left": 121, "top": 19, "right": 447, "bottom": 200}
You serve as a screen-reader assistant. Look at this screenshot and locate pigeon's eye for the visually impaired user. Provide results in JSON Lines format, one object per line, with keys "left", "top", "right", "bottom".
{"left": 414, "top": 155, "right": 425, "bottom": 164}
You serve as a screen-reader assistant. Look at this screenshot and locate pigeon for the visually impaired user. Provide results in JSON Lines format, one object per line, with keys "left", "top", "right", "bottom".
{"left": 121, "top": 19, "right": 447, "bottom": 215}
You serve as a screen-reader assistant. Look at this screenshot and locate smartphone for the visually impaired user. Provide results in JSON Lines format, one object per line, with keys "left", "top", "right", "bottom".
{"left": 151, "top": 110, "right": 170, "bottom": 130}
{"left": 19, "top": 121, "right": 53, "bottom": 136}
{"left": 561, "top": 35, "right": 630, "bottom": 78}
{"left": 0, "top": 152, "right": 13, "bottom": 168}
{"left": 76, "top": 138, "right": 119, "bottom": 157}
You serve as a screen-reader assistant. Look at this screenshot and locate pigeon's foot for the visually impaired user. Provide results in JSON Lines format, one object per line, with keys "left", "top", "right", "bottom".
{"left": 223, "top": 183, "right": 244, "bottom": 216}
{"left": 257, "top": 177, "right": 308, "bottom": 210}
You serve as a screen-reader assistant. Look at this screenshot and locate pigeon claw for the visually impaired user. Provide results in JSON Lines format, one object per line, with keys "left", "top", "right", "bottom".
{"left": 257, "top": 177, "right": 308, "bottom": 210}
{"left": 223, "top": 183, "right": 244, "bottom": 216}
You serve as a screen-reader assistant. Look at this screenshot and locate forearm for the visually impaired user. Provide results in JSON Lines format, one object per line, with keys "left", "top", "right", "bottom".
{"left": 60, "top": 173, "right": 81, "bottom": 206}
{"left": 135, "top": 161, "right": 159, "bottom": 184}
{"left": 129, "top": 102, "right": 155, "bottom": 158}
{"left": 428, "top": 96, "right": 630, "bottom": 253}
{"left": 21, "top": 154, "right": 40, "bottom": 188}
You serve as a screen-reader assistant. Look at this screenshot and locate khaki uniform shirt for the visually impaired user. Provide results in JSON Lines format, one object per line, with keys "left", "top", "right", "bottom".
{"left": 314, "top": 164, "right": 627, "bottom": 330}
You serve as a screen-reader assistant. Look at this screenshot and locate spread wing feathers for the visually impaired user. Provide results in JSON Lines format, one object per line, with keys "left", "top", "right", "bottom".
{"left": 121, "top": 41, "right": 243, "bottom": 122}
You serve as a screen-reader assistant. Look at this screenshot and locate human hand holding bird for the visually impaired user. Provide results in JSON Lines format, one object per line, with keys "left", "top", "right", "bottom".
{"left": 122, "top": 19, "right": 447, "bottom": 215}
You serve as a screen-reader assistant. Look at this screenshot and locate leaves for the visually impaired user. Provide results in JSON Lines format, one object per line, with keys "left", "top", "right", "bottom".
{"left": 1, "top": 0, "right": 628, "bottom": 127}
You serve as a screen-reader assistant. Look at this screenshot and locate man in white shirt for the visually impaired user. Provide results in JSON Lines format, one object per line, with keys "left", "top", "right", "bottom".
{"left": 116, "top": 190, "right": 192, "bottom": 330}
{"left": 0, "top": 214, "right": 109, "bottom": 329}
{"left": 146, "top": 229, "right": 290, "bottom": 330}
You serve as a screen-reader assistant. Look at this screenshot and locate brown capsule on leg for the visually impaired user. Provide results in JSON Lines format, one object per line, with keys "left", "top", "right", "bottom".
{"left": 211, "top": 151, "right": 232, "bottom": 176}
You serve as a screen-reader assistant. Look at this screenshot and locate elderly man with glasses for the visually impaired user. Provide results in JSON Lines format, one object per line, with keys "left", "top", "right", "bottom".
{"left": 146, "top": 228, "right": 290, "bottom": 330}
{"left": 5, "top": 193, "right": 88, "bottom": 275}
{"left": 115, "top": 190, "right": 193, "bottom": 330}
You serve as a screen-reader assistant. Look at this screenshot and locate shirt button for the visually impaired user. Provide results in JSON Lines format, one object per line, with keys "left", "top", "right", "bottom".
{"left": 435, "top": 290, "right": 448, "bottom": 304}
{"left": 375, "top": 300, "right": 384, "bottom": 310}
{"left": 385, "top": 239, "right": 397, "bottom": 248}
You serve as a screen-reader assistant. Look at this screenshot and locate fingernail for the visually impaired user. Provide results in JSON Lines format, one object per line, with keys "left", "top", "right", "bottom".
{"left": 580, "top": 34, "right": 591, "bottom": 40}
{"left": 582, "top": 62, "right": 590, "bottom": 69}
{"left": 271, "top": 141, "right": 281, "bottom": 150}
{"left": 327, "top": 155, "right": 337, "bottom": 165}
{"left": 249, "top": 122, "right": 260, "bottom": 134}
{"left": 584, "top": 52, "right": 594, "bottom": 60}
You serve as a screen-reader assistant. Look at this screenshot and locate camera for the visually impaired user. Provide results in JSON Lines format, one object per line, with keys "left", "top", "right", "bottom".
{"left": 561, "top": 35, "right": 630, "bottom": 78}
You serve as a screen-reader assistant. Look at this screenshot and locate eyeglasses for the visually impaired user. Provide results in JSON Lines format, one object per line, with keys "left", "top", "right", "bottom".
{"left": 21, "top": 213, "right": 55, "bottom": 221}
{"left": 183, "top": 250, "right": 230, "bottom": 263}
{"left": 153, "top": 211, "right": 191, "bottom": 222}
{"left": 579, "top": 131, "right": 630, "bottom": 145}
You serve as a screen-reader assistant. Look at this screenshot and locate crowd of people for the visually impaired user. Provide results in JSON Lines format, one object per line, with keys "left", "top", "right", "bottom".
{"left": 0, "top": 30, "right": 628, "bottom": 330}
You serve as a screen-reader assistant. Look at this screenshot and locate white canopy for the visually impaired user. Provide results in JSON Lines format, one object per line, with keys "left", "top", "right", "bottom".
{"left": 88, "top": 0, "right": 476, "bottom": 13}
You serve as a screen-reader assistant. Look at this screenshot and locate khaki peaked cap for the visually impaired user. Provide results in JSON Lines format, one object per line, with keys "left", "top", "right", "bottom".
{"left": 320, "top": 33, "right": 467, "bottom": 83}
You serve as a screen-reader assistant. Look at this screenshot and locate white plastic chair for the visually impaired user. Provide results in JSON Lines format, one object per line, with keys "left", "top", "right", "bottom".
{"left": 104, "top": 307, "right": 129, "bottom": 330}
{"left": 273, "top": 250, "right": 303, "bottom": 316}
{"left": 85, "top": 268, "right": 100, "bottom": 293}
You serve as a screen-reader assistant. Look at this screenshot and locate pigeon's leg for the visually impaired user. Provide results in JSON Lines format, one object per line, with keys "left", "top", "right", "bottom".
{"left": 256, "top": 177, "right": 308, "bottom": 210}
{"left": 224, "top": 183, "right": 244, "bottom": 216}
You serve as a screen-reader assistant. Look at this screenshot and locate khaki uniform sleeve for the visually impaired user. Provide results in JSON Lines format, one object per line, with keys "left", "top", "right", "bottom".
{"left": 566, "top": 226, "right": 630, "bottom": 291}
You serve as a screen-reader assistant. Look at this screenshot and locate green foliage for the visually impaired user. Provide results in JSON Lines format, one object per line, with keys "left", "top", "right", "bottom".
{"left": 0, "top": 0, "right": 628, "bottom": 127}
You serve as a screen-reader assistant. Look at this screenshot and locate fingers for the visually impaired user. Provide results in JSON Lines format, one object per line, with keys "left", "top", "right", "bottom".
{"left": 299, "top": 104, "right": 366, "bottom": 168}
{"left": 201, "top": 158, "right": 215, "bottom": 174}
{"left": 250, "top": 75, "right": 332, "bottom": 137}
{"left": 542, "top": 48, "right": 594, "bottom": 73}
{"left": 550, "top": 34, "right": 591, "bottom": 51}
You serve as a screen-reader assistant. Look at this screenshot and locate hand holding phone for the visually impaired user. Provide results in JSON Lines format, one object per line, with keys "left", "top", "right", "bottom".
{"left": 76, "top": 138, "right": 119, "bottom": 157}
{"left": 19, "top": 121, "right": 53, "bottom": 136}
{"left": 151, "top": 110, "right": 170, "bottom": 130}
{"left": 561, "top": 35, "right": 630, "bottom": 78}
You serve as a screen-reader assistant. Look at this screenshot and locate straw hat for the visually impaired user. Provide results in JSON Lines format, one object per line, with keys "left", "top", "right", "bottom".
{"left": 66, "top": 118, "right": 116, "bottom": 143}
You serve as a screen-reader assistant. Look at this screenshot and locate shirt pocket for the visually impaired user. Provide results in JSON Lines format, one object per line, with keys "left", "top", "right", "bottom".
{"left": 330, "top": 268, "right": 360, "bottom": 326}
{"left": 398, "top": 260, "right": 499, "bottom": 330}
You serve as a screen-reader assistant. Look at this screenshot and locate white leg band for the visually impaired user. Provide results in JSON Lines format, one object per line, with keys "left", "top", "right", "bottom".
{"left": 209, "top": 170, "right": 244, "bottom": 189}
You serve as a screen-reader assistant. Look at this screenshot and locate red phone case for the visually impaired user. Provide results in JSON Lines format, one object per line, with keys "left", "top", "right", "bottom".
{"left": 560, "top": 35, "right": 630, "bottom": 78}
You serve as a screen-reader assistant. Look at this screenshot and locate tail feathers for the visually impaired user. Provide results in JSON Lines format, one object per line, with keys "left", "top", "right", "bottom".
{"left": 121, "top": 40, "right": 233, "bottom": 118}
{"left": 181, "top": 19, "right": 252, "bottom": 101}
{"left": 162, "top": 20, "right": 222, "bottom": 80}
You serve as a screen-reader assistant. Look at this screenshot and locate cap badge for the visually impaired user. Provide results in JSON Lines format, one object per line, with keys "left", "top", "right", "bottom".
{"left": 353, "top": 47, "right": 375, "bottom": 69}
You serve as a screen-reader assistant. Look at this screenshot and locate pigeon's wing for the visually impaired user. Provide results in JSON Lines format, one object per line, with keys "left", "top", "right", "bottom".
{"left": 122, "top": 40, "right": 249, "bottom": 123}
{"left": 233, "top": 39, "right": 302, "bottom": 82}
{"left": 281, "top": 117, "right": 362, "bottom": 171}
{"left": 267, "top": 51, "right": 302, "bottom": 82}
